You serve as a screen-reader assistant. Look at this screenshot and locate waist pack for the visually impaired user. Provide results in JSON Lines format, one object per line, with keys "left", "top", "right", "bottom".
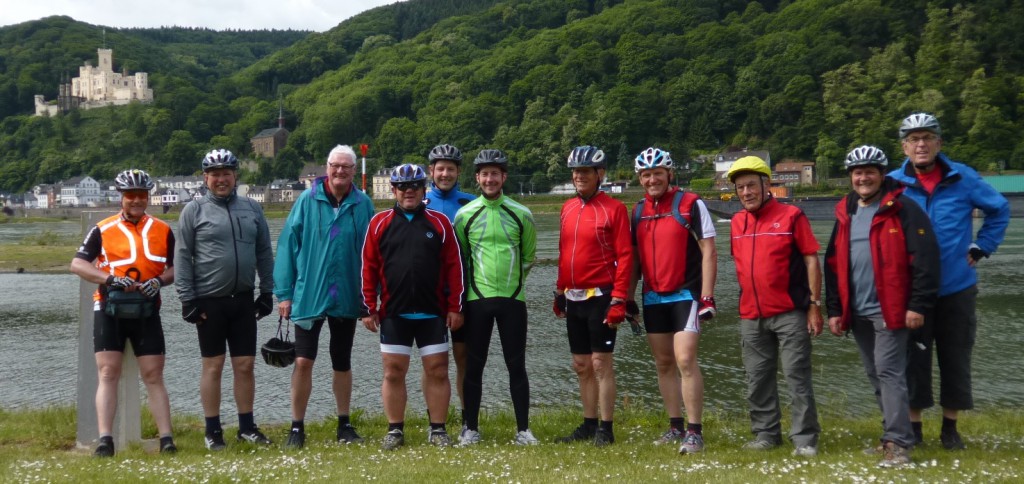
{"left": 105, "top": 289, "right": 155, "bottom": 320}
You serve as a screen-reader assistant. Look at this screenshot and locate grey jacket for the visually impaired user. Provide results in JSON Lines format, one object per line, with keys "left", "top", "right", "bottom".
{"left": 175, "top": 191, "right": 274, "bottom": 301}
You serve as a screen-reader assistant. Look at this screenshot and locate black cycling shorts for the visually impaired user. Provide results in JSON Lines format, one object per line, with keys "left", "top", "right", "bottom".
{"left": 643, "top": 300, "right": 700, "bottom": 334}
{"left": 195, "top": 294, "right": 257, "bottom": 358}
{"left": 379, "top": 316, "right": 449, "bottom": 356}
{"left": 565, "top": 295, "right": 617, "bottom": 354}
{"left": 93, "top": 309, "right": 165, "bottom": 356}
{"left": 293, "top": 316, "right": 357, "bottom": 372}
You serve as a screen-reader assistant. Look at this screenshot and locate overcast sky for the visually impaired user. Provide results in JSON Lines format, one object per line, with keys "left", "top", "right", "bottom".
{"left": 0, "top": 0, "right": 406, "bottom": 32}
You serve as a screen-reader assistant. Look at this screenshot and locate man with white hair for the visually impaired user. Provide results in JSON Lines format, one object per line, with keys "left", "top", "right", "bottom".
{"left": 275, "top": 145, "right": 374, "bottom": 449}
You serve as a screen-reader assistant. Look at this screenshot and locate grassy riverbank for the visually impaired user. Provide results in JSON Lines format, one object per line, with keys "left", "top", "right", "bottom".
{"left": 2, "top": 405, "right": 1021, "bottom": 482}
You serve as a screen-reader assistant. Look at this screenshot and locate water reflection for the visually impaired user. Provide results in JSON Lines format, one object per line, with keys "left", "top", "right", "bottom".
{"left": 1, "top": 217, "right": 1021, "bottom": 426}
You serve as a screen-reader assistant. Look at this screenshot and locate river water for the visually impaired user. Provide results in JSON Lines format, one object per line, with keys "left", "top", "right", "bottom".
{"left": 1, "top": 215, "right": 1021, "bottom": 426}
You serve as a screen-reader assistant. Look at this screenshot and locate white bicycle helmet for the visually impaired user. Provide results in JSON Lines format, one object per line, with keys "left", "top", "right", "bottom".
{"left": 634, "top": 147, "right": 673, "bottom": 172}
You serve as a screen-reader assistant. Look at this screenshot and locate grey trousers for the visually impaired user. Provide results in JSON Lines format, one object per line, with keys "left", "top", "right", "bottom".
{"left": 740, "top": 310, "right": 821, "bottom": 447}
{"left": 852, "top": 314, "right": 914, "bottom": 448}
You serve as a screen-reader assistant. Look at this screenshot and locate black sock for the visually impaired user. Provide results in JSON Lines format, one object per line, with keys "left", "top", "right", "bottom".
{"left": 430, "top": 422, "right": 446, "bottom": 432}
{"left": 388, "top": 422, "right": 404, "bottom": 432}
{"left": 912, "top": 421, "right": 923, "bottom": 440}
{"left": 291, "top": 420, "right": 304, "bottom": 432}
{"left": 205, "top": 416, "right": 222, "bottom": 434}
{"left": 238, "top": 412, "right": 255, "bottom": 433}
{"left": 687, "top": 423, "right": 703, "bottom": 435}
{"left": 159, "top": 436, "right": 174, "bottom": 447}
{"left": 583, "top": 417, "right": 598, "bottom": 429}
{"left": 98, "top": 435, "right": 113, "bottom": 444}
{"left": 599, "top": 420, "right": 613, "bottom": 432}
{"left": 669, "top": 417, "right": 685, "bottom": 431}
{"left": 338, "top": 415, "right": 350, "bottom": 427}
{"left": 942, "top": 417, "right": 957, "bottom": 433}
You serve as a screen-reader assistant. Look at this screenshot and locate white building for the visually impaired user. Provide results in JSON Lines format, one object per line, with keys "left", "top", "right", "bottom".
{"left": 60, "top": 176, "right": 102, "bottom": 207}
{"left": 35, "top": 48, "right": 153, "bottom": 116}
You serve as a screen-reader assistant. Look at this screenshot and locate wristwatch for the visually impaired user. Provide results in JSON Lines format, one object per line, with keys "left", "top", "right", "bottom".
{"left": 810, "top": 299, "right": 822, "bottom": 306}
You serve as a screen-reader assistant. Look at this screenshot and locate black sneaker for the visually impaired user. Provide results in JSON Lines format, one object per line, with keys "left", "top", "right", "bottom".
{"left": 337, "top": 423, "right": 365, "bottom": 444}
{"left": 159, "top": 437, "right": 177, "bottom": 454}
{"left": 594, "top": 428, "right": 615, "bottom": 447}
{"left": 94, "top": 436, "right": 114, "bottom": 458}
{"left": 284, "top": 428, "right": 305, "bottom": 449}
{"left": 237, "top": 427, "right": 273, "bottom": 445}
{"left": 941, "top": 429, "right": 966, "bottom": 450}
{"left": 205, "top": 430, "right": 227, "bottom": 451}
{"left": 555, "top": 424, "right": 596, "bottom": 443}
{"left": 381, "top": 429, "right": 405, "bottom": 451}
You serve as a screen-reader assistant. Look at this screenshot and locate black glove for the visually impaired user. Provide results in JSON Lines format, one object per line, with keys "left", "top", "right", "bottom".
{"left": 106, "top": 274, "right": 136, "bottom": 289}
{"left": 138, "top": 278, "right": 162, "bottom": 298}
{"left": 552, "top": 292, "right": 567, "bottom": 317}
{"left": 255, "top": 293, "right": 274, "bottom": 319}
{"left": 625, "top": 300, "right": 643, "bottom": 335}
{"left": 182, "top": 300, "right": 203, "bottom": 324}
{"left": 968, "top": 243, "right": 989, "bottom": 263}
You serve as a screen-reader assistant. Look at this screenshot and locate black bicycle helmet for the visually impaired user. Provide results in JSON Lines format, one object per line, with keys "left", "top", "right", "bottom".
{"left": 567, "top": 145, "right": 606, "bottom": 169}
{"left": 428, "top": 144, "right": 463, "bottom": 165}
{"left": 473, "top": 149, "right": 508, "bottom": 171}
{"left": 202, "top": 149, "right": 239, "bottom": 172}
{"left": 261, "top": 318, "right": 295, "bottom": 368}
{"left": 114, "top": 169, "right": 155, "bottom": 191}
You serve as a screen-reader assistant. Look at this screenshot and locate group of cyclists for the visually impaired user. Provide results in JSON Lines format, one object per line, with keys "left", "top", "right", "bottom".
{"left": 72, "top": 112, "right": 1009, "bottom": 469}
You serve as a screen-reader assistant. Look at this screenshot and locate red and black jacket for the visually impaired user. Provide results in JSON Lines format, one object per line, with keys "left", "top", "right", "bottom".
{"left": 556, "top": 191, "right": 633, "bottom": 299}
{"left": 633, "top": 187, "right": 705, "bottom": 294}
{"left": 824, "top": 180, "right": 940, "bottom": 331}
{"left": 361, "top": 203, "right": 464, "bottom": 319}
{"left": 730, "top": 197, "right": 819, "bottom": 319}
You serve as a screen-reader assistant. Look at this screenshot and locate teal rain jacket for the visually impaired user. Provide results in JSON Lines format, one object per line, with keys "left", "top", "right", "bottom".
{"left": 273, "top": 177, "right": 374, "bottom": 328}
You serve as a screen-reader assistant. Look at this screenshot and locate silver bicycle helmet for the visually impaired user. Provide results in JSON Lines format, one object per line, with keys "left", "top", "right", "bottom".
{"left": 899, "top": 113, "right": 941, "bottom": 139}
{"left": 845, "top": 145, "right": 888, "bottom": 171}
{"left": 114, "top": 169, "right": 155, "bottom": 191}
{"left": 201, "top": 149, "right": 239, "bottom": 172}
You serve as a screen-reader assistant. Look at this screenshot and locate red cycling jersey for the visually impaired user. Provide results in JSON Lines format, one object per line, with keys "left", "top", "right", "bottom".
{"left": 730, "top": 197, "right": 819, "bottom": 319}
{"left": 633, "top": 187, "right": 708, "bottom": 294}
{"left": 556, "top": 191, "right": 632, "bottom": 299}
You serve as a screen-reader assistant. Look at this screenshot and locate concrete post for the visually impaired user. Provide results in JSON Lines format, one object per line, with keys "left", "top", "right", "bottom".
{"left": 77, "top": 211, "right": 141, "bottom": 450}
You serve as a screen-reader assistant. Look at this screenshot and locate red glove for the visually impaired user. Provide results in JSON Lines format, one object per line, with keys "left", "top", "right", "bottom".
{"left": 553, "top": 293, "right": 567, "bottom": 318}
{"left": 697, "top": 296, "right": 717, "bottom": 321}
{"left": 604, "top": 301, "right": 626, "bottom": 328}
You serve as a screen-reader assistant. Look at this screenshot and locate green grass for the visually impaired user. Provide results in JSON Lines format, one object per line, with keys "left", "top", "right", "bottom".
{"left": 2, "top": 405, "right": 1021, "bottom": 482}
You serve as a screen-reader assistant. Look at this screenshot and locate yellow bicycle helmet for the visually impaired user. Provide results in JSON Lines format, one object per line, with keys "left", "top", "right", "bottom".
{"left": 726, "top": 156, "right": 772, "bottom": 182}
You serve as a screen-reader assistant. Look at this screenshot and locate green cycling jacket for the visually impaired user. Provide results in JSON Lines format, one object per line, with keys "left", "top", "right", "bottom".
{"left": 454, "top": 193, "right": 537, "bottom": 302}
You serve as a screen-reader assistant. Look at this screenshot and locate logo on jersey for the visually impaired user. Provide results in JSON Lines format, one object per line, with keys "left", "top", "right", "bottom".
{"left": 426, "top": 232, "right": 434, "bottom": 239}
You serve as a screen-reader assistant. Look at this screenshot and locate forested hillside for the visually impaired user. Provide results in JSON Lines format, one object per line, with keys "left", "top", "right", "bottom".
{"left": 2, "top": 0, "right": 1023, "bottom": 193}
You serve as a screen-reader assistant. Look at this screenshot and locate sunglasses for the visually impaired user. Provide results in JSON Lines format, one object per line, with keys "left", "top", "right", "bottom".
{"left": 393, "top": 182, "right": 425, "bottom": 191}
{"left": 121, "top": 192, "right": 149, "bottom": 200}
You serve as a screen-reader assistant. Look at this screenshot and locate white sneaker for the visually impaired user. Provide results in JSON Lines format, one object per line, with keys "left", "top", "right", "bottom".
{"left": 459, "top": 428, "right": 481, "bottom": 446}
{"left": 514, "top": 429, "right": 540, "bottom": 446}
{"left": 792, "top": 445, "right": 818, "bottom": 457}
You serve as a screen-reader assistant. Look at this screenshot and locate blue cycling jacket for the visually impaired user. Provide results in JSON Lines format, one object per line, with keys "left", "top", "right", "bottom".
{"left": 888, "top": 153, "right": 1009, "bottom": 296}
{"left": 425, "top": 182, "right": 475, "bottom": 222}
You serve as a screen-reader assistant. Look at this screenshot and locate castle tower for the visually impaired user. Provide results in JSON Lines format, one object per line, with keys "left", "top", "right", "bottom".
{"left": 98, "top": 49, "right": 113, "bottom": 72}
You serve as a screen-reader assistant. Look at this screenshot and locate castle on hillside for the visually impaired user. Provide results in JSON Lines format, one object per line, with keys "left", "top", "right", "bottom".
{"left": 35, "top": 48, "right": 153, "bottom": 116}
